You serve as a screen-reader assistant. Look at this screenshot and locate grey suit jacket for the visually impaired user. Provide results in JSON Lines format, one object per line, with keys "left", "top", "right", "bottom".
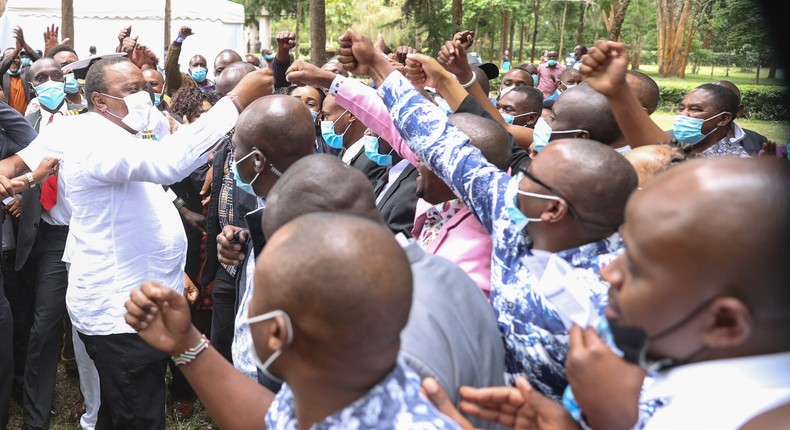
{"left": 399, "top": 240, "right": 507, "bottom": 430}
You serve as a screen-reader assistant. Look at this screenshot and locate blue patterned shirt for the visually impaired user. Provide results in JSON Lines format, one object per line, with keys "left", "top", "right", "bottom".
{"left": 380, "top": 72, "right": 624, "bottom": 401}
{"left": 265, "top": 359, "right": 460, "bottom": 429}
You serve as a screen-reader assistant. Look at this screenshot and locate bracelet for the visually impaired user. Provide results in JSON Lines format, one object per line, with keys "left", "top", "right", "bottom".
{"left": 174, "top": 35, "right": 187, "bottom": 44}
{"left": 228, "top": 94, "right": 244, "bottom": 113}
{"left": 173, "top": 197, "right": 187, "bottom": 209}
{"left": 172, "top": 335, "right": 210, "bottom": 366}
{"left": 460, "top": 72, "right": 477, "bottom": 89}
{"left": 25, "top": 172, "right": 36, "bottom": 188}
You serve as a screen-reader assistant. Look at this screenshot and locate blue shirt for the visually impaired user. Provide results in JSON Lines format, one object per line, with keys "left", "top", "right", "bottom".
{"left": 380, "top": 71, "right": 623, "bottom": 400}
{"left": 265, "top": 359, "right": 460, "bottom": 429}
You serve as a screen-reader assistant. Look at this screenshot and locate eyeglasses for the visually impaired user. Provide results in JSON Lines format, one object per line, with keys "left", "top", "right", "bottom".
{"left": 521, "top": 168, "right": 615, "bottom": 229}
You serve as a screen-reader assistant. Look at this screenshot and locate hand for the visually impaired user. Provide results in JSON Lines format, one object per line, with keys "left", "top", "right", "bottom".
{"left": 337, "top": 29, "right": 377, "bottom": 77}
{"left": 217, "top": 225, "right": 249, "bottom": 266}
{"left": 404, "top": 53, "right": 453, "bottom": 90}
{"left": 3, "top": 195, "right": 22, "bottom": 218}
{"left": 422, "top": 377, "right": 476, "bottom": 430}
{"left": 13, "top": 26, "right": 25, "bottom": 51}
{"left": 120, "top": 35, "right": 139, "bottom": 54}
{"left": 374, "top": 33, "right": 392, "bottom": 55}
{"left": 565, "top": 325, "right": 645, "bottom": 430}
{"left": 183, "top": 273, "right": 199, "bottom": 305}
{"left": 453, "top": 30, "right": 475, "bottom": 50}
{"left": 511, "top": 378, "right": 580, "bottom": 430}
{"left": 387, "top": 53, "right": 406, "bottom": 76}
{"left": 285, "top": 59, "right": 336, "bottom": 88}
{"left": 457, "top": 384, "right": 523, "bottom": 427}
{"left": 579, "top": 40, "right": 629, "bottom": 97}
{"left": 228, "top": 67, "right": 274, "bottom": 110}
{"left": 129, "top": 44, "right": 150, "bottom": 70}
{"left": 758, "top": 140, "right": 777, "bottom": 157}
{"left": 395, "top": 46, "right": 417, "bottom": 65}
{"left": 178, "top": 26, "right": 194, "bottom": 39}
{"left": 276, "top": 31, "right": 297, "bottom": 53}
{"left": 118, "top": 25, "right": 132, "bottom": 43}
{"left": 438, "top": 40, "right": 473, "bottom": 79}
{"left": 178, "top": 206, "right": 206, "bottom": 233}
{"left": 44, "top": 24, "right": 69, "bottom": 55}
{"left": 124, "top": 281, "right": 201, "bottom": 356}
{"left": 32, "top": 157, "right": 60, "bottom": 184}
{"left": 163, "top": 111, "right": 179, "bottom": 134}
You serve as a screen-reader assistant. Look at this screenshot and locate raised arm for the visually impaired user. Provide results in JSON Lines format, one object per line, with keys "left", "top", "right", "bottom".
{"left": 164, "top": 27, "right": 192, "bottom": 95}
{"left": 580, "top": 41, "right": 669, "bottom": 148}
{"left": 271, "top": 31, "right": 296, "bottom": 90}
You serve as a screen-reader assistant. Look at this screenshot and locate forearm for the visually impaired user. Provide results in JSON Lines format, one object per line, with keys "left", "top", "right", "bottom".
{"left": 271, "top": 58, "right": 292, "bottom": 90}
{"left": 608, "top": 85, "right": 669, "bottom": 148}
{"left": 177, "top": 328, "right": 272, "bottom": 430}
{"left": 164, "top": 42, "right": 184, "bottom": 95}
{"left": 23, "top": 43, "right": 39, "bottom": 61}
{"left": 336, "top": 77, "right": 418, "bottom": 166}
{"left": 0, "top": 155, "right": 30, "bottom": 178}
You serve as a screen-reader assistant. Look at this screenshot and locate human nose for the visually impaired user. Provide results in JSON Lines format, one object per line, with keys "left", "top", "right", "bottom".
{"left": 600, "top": 253, "right": 624, "bottom": 291}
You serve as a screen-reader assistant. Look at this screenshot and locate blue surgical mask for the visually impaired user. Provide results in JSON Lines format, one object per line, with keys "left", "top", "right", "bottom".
{"left": 547, "top": 59, "right": 558, "bottom": 67}
{"left": 363, "top": 135, "right": 392, "bottom": 166}
{"left": 501, "top": 111, "right": 536, "bottom": 126}
{"left": 505, "top": 172, "right": 563, "bottom": 231}
{"left": 153, "top": 87, "right": 165, "bottom": 107}
{"left": 64, "top": 73, "right": 80, "bottom": 94}
{"left": 532, "top": 74, "right": 538, "bottom": 85}
{"left": 263, "top": 54, "right": 274, "bottom": 61}
{"left": 672, "top": 112, "right": 725, "bottom": 145}
{"left": 190, "top": 67, "right": 207, "bottom": 83}
{"left": 532, "top": 117, "right": 553, "bottom": 153}
{"left": 320, "top": 110, "right": 352, "bottom": 149}
{"left": 310, "top": 110, "right": 318, "bottom": 121}
{"left": 244, "top": 309, "right": 293, "bottom": 385}
{"left": 34, "top": 80, "right": 66, "bottom": 111}
{"left": 232, "top": 149, "right": 260, "bottom": 196}
{"left": 560, "top": 81, "right": 577, "bottom": 92}
{"left": 6, "top": 68, "right": 20, "bottom": 76}
{"left": 20, "top": 57, "right": 31, "bottom": 67}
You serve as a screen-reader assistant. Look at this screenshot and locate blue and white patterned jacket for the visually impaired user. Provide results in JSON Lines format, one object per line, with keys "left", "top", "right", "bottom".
{"left": 379, "top": 72, "right": 623, "bottom": 401}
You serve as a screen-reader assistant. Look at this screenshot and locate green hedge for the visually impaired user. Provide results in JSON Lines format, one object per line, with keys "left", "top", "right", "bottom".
{"left": 657, "top": 84, "right": 790, "bottom": 121}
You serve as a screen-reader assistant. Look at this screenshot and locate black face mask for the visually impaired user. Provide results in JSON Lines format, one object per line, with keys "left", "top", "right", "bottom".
{"left": 609, "top": 298, "right": 714, "bottom": 373}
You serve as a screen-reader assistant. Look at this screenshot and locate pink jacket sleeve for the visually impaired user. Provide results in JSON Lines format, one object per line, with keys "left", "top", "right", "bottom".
{"left": 335, "top": 78, "right": 419, "bottom": 166}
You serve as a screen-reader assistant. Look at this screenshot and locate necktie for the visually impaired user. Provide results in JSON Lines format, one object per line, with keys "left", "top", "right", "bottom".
{"left": 39, "top": 114, "right": 58, "bottom": 211}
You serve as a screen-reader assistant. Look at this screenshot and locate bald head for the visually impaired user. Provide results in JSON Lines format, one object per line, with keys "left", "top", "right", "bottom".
{"left": 713, "top": 80, "right": 741, "bottom": 101}
{"left": 262, "top": 154, "right": 382, "bottom": 238}
{"left": 252, "top": 212, "right": 412, "bottom": 362}
{"left": 215, "top": 61, "right": 256, "bottom": 96}
{"left": 625, "top": 143, "right": 688, "bottom": 186}
{"left": 214, "top": 49, "right": 243, "bottom": 77}
{"left": 625, "top": 70, "right": 660, "bottom": 115}
{"left": 234, "top": 95, "right": 315, "bottom": 169}
{"left": 552, "top": 83, "right": 621, "bottom": 145}
{"left": 449, "top": 113, "right": 512, "bottom": 171}
{"left": 539, "top": 138, "right": 638, "bottom": 229}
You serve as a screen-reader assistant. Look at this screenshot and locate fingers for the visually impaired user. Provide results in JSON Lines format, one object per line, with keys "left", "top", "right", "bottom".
{"left": 422, "top": 378, "right": 475, "bottom": 430}
{"left": 217, "top": 226, "right": 247, "bottom": 265}
{"left": 124, "top": 284, "right": 162, "bottom": 330}
{"left": 0, "top": 176, "right": 16, "bottom": 199}
{"left": 568, "top": 324, "right": 585, "bottom": 350}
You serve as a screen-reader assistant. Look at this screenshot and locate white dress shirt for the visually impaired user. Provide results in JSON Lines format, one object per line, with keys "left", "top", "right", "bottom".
{"left": 642, "top": 352, "right": 790, "bottom": 430}
{"left": 60, "top": 97, "right": 238, "bottom": 335}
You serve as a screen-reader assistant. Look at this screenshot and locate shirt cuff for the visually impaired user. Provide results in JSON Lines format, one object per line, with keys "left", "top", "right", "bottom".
{"left": 328, "top": 75, "right": 347, "bottom": 96}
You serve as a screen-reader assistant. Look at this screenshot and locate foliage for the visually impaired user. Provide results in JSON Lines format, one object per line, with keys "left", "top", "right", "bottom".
{"left": 655, "top": 81, "right": 788, "bottom": 121}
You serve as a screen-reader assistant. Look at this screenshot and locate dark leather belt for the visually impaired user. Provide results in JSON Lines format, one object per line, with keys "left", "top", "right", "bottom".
{"left": 42, "top": 222, "right": 69, "bottom": 233}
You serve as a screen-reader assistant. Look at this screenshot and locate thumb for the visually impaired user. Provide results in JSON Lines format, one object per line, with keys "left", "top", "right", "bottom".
{"left": 422, "top": 378, "right": 474, "bottom": 430}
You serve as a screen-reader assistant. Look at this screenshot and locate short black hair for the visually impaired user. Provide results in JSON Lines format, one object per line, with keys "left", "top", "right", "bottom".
{"left": 45, "top": 44, "right": 77, "bottom": 59}
{"left": 84, "top": 56, "right": 130, "bottom": 109}
{"left": 694, "top": 83, "right": 739, "bottom": 117}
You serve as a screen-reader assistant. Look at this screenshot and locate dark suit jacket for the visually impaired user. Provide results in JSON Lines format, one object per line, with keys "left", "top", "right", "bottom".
{"left": 0, "top": 102, "right": 36, "bottom": 268}
{"left": 348, "top": 148, "right": 388, "bottom": 190}
{"left": 375, "top": 162, "right": 419, "bottom": 238}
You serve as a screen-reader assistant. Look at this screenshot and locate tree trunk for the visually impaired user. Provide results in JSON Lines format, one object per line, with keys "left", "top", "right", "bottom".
{"left": 164, "top": 0, "right": 171, "bottom": 54}
{"left": 62, "top": 0, "right": 74, "bottom": 47}
{"left": 530, "top": 0, "right": 541, "bottom": 62}
{"left": 518, "top": 22, "right": 525, "bottom": 62}
{"left": 310, "top": 0, "right": 326, "bottom": 66}
{"left": 755, "top": 51, "right": 761, "bottom": 85}
{"left": 295, "top": 0, "right": 302, "bottom": 59}
{"left": 500, "top": 9, "right": 509, "bottom": 64}
{"left": 768, "top": 57, "right": 776, "bottom": 79}
{"left": 508, "top": 13, "right": 516, "bottom": 55}
{"left": 576, "top": 2, "right": 587, "bottom": 45}
{"left": 559, "top": 1, "right": 568, "bottom": 60}
{"left": 608, "top": 0, "right": 631, "bottom": 41}
{"left": 452, "top": 0, "right": 463, "bottom": 29}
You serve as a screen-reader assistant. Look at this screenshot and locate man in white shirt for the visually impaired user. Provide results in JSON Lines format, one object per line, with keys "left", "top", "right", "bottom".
{"left": 22, "top": 55, "right": 272, "bottom": 429}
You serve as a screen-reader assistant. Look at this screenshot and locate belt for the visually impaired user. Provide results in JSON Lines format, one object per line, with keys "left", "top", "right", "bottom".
{"left": 41, "top": 222, "right": 69, "bottom": 233}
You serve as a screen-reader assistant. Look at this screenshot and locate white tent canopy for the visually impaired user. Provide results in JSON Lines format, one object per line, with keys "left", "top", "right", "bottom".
{"left": 0, "top": 0, "right": 245, "bottom": 76}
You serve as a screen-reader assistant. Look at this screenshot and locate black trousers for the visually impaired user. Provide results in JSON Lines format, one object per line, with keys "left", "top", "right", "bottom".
{"left": 0, "top": 279, "right": 13, "bottom": 430}
{"left": 1, "top": 248, "right": 33, "bottom": 398}
{"left": 79, "top": 332, "right": 168, "bottom": 430}
{"left": 22, "top": 224, "right": 68, "bottom": 427}
{"left": 210, "top": 266, "right": 237, "bottom": 362}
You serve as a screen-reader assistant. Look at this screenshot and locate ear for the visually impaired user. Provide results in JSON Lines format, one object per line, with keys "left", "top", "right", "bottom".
{"left": 266, "top": 315, "right": 290, "bottom": 351}
{"left": 526, "top": 113, "right": 539, "bottom": 127}
{"left": 576, "top": 129, "right": 590, "bottom": 139}
{"left": 250, "top": 147, "right": 265, "bottom": 173}
{"left": 541, "top": 198, "right": 568, "bottom": 223}
{"left": 716, "top": 112, "right": 734, "bottom": 127}
{"left": 91, "top": 92, "right": 108, "bottom": 112}
{"left": 700, "top": 297, "right": 752, "bottom": 350}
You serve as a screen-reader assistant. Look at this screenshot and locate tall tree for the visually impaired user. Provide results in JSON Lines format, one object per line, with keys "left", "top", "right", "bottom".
{"left": 656, "top": 0, "right": 711, "bottom": 78}
{"left": 62, "top": 0, "right": 74, "bottom": 47}
{"left": 453, "top": 0, "right": 463, "bottom": 28}
{"left": 310, "top": 0, "right": 326, "bottom": 66}
{"left": 575, "top": 1, "right": 587, "bottom": 45}
{"left": 165, "top": 0, "right": 171, "bottom": 52}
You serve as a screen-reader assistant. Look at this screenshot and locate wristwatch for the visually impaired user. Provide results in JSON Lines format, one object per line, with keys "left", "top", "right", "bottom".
{"left": 25, "top": 172, "right": 36, "bottom": 188}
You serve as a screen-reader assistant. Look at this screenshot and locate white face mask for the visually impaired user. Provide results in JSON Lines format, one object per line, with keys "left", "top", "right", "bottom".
{"left": 244, "top": 309, "right": 293, "bottom": 385}
{"left": 101, "top": 90, "right": 153, "bottom": 132}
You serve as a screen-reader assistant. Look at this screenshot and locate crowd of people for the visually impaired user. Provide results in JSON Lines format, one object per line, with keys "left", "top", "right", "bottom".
{"left": 0, "top": 19, "right": 788, "bottom": 430}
